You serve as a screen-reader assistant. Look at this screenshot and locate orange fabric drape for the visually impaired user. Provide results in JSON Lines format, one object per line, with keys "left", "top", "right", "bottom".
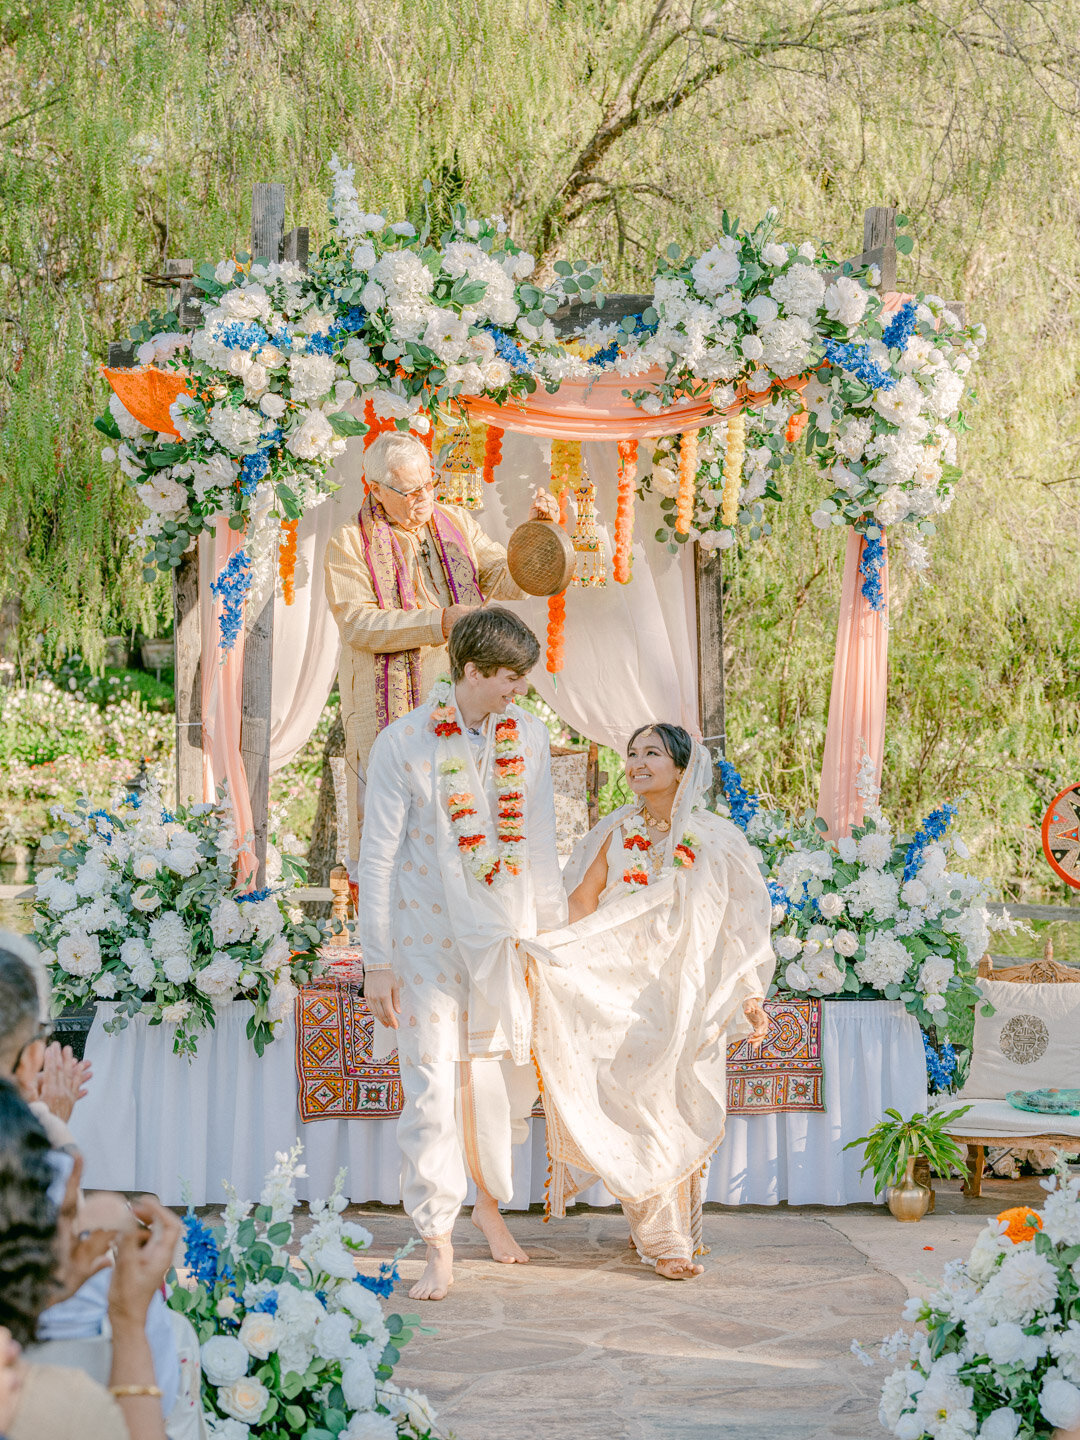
{"left": 101, "top": 367, "right": 190, "bottom": 436}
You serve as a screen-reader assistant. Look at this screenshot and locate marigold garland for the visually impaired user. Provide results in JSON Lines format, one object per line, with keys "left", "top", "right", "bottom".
{"left": 621, "top": 813, "right": 698, "bottom": 887}
{"left": 676, "top": 430, "right": 698, "bottom": 537}
{"left": 483, "top": 424, "right": 503, "bottom": 485}
{"left": 720, "top": 410, "right": 746, "bottom": 527}
{"left": 785, "top": 410, "right": 810, "bottom": 445}
{"left": 278, "top": 519, "right": 298, "bottom": 606}
{"left": 546, "top": 485, "right": 569, "bottom": 674}
{"left": 614, "top": 438, "right": 638, "bottom": 584}
{"left": 996, "top": 1206, "right": 1042, "bottom": 1244}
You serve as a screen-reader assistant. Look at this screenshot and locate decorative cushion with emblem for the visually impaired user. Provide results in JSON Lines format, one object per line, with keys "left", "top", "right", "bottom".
{"left": 959, "top": 979, "right": 1080, "bottom": 1102}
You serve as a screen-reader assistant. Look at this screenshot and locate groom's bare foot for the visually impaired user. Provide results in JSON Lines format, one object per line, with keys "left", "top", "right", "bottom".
{"left": 471, "top": 1192, "right": 529, "bottom": 1263}
{"left": 410, "top": 1242, "right": 454, "bottom": 1300}
{"left": 655, "top": 1257, "right": 704, "bottom": 1280}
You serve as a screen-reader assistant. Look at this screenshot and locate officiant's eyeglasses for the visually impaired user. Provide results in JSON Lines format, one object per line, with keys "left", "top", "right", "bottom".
{"left": 379, "top": 477, "right": 435, "bottom": 499}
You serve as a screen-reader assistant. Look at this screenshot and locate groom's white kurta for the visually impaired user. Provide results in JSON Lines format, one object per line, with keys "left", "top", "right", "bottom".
{"left": 358, "top": 698, "right": 566, "bottom": 1239}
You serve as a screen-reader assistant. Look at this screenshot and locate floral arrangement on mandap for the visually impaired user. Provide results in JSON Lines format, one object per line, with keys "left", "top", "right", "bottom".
{"left": 865, "top": 1178, "right": 1080, "bottom": 1439}
{"left": 170, "top": 1145, "right": 438, "bottom": 1440}
{"left": 34, "top": 778, "right": 326, "bottom": 1058}
{"left": 716, "top": 755, "right": 1019, "bottom": 1044}
{"left": 97, "top": 157, "right": 982, "bottom": 618}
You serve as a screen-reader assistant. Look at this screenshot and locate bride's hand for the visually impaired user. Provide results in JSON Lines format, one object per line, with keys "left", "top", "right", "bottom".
{"left": 743, "top": 998, "right": 769, "bottom": 1046}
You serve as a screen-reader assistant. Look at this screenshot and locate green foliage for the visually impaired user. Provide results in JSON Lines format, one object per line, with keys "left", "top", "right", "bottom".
{"left": 844, "top": 1106, "right": 973, "bottom": 1195}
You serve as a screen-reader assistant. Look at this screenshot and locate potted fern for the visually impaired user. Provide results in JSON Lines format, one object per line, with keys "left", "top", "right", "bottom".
{"left": 845, "top": 1106, "right": 971, "bottom": 1221}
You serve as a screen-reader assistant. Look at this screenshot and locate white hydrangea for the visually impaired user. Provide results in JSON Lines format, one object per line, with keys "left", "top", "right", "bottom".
{"left": 856, "top": 831, "right": 893, "bottom": 869}
{"left": 211, "top": 899, "right": 248, "bottom": 947}
{"left": 855, "top": 932, "right": 911, "bottom": 989}
{"left": 982, "top": 1321, "right": 1047, "bottom": 1370}
{"left": 287, "top": 353, "right": 337, "bottom": 404}
{"left": 1040, "top": 1179, "right": 1080, "bottom": 1248}
{"left": 207, "top": 403, "right": 266, "bottom": 454}
{"left": 981, "top": 1248, "right": 1059, "bottom": 1325}
{"left": 917, "top": 955, "right": 953, "bottom": 997}
{"left": 842, "top": 868, "right": 900, "bottom": 921}
{"left": 1050, "top": 1320, "right": 1080, "bottom": 1383}
{"left": 1041, "top": 1374, "right": 1080, "bottom": 1430}
{"left": 759, "top": 315, "right": 813, "bottom": 376}
{"left": 201, "top": 1335, "right": 249, "bottom": 1385}
{"left": 769, "top": 263, "right": 826, "bottom": 318}
{"left": 774, "top": 934, "right": 803, "bottom": 961}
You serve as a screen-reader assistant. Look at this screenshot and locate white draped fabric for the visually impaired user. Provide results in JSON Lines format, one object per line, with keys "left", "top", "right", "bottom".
{"left": 71, "top": 998, "right": 923, "bottom": 1208}
{"left": 259, "top": 433, "right": 698, "bottom": 769}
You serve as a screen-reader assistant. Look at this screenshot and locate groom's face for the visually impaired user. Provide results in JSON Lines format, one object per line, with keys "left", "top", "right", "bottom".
{"left": 465, "top": 663, "right": 529, "bottom": 715}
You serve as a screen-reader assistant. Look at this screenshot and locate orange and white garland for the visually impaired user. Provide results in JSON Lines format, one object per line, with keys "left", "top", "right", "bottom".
{"left": 429, "top": 678, "right": 526, "bottom": 888}
{"left": 614, "top": 438, "right": 638, "bottom": 584}
{"left": 622, "top": 814, "right": 698, "bottom": 888}
{"left": 675, "top": 430, "right": 698, "bottom": 537}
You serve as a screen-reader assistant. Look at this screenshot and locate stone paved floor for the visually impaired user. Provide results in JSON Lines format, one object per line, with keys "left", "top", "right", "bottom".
{"left": 199, "top": 1172, "right": 1047, "bottom": 1440}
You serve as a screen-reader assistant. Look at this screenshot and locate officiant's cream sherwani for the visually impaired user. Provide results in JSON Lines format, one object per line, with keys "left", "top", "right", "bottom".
{"left": 358, "top": 699, "right": 566, "bottom": 1242}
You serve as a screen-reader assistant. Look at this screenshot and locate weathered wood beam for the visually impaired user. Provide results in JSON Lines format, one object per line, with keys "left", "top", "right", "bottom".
{"left": 862, "top": 207, "right": 898, "bottom": 293}
{"left": 107, "top": 339, "right": 138, "bottom": 369}
{"left": 282, "top": 226, "right": 309, "bottom": 268}
{"left": 695, "top": 542, "right": 726, "bottom": 764}
{"left": 251, "top": 183, "right": 286, "bottom": 264}
{"left": 240, "top": 585, "right": 274, "bottom": 886}
{"left": 552, "top": 292, "right": 651, "bottom": 333}
{"left": 172, "top": 550, "right": 202, "bottom": 806}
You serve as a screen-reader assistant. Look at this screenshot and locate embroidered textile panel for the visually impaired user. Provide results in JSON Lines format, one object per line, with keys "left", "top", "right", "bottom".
{"left": 726, "top": 997, "right": 824, "bottom": 1114}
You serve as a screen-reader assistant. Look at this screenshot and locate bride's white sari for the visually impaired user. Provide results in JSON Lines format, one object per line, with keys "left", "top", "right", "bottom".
{"left": 524, "top": 742, "right": 775, "bottom": 1264}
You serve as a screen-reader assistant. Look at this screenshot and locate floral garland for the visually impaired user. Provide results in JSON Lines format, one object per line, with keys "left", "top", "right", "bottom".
{"left": 430, "top": 678, "right": 526, "bottom": 888}
{"left": 621, "top": 813, "right": 698, "bottom": 888}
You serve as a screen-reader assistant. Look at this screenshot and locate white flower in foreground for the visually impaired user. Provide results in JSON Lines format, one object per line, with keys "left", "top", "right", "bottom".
{"left": 211, "top": 899, "right": 247, "bottom": 947}
{"left": 286, "top": 408, "right": 335, "bottom": 460}
{"left": 201, "top": 1334, "right": 249, "bottom": 1385}
{"left": 901, "top": 878, "right": 927, "bottom": 907}
{"left": 801, "top": 950, "right": 845, "bottom": 994}
{"left": 836, "top": 836, "right": 857, "bottom": 863}
{"left": 268, "top": 975, "right": 298, "bottom": 1023}
{"left": 132, "top": 853, "right": 158, "bottom": 881}
{"left": 856, "top": 831, "right": 893, "bottom": 869}
{"left": 691, "top": 243, "right": 742, "bottom": 294}
{"left": 774, "top": 934, "right": 802, "bottom": 961}
{"left": 131, "top": 884, "right": 162, "bottom": 912}
{"left": 833, "top": 929, "right": 859, "bottom": 958}
{"left": 218, "top": 1376, "right": 270, "bottom": 1424}
{"left": 769, "top": 263, "right": 826, "bottom": 318}
{"left": 238, "top": 1312, "right": 280, "bottom": 1360}
{"left": 855, "top": 932, "right": 911, "bottom": 989}
{"left": 1050, "top": 1319, "right": 1080, "bottom": 1382}
{"left": 136, "top": 474, "right": 188, "bottom": 516}
{"left": 207, "top": 403, "right": 265, "bottom": 454}
{"left": 760, "top": 242, "right": 788, "bottom": 267}
{"left": 341, "top": 1412, "right": 397, "bottom": 1440}
{"left": 92, "top": 971, "right": 120, "bottom": 998}
{"left": 161, "top": 1000, "right": 192, "bottom": 1023}
{"left": 982, "top": 1320, "right": 1047, "bottom": 1370}
{"left": 56, "top": 929, "right": 101, "bottom": 978}
{"left": 1041, "top": 1180, "right": 1080, "bottom": 1248}
{"left": 982, "top": 1248, "right": 1059, "bottom": 1324}
{"left": 817, "top": 892, "right": 844, "bottom": 919}
{"left": 978, "top": 1408, "right": 1020, "bottom": 1440}
{"left": 784, "top": 962, "right": 810, "bottom": 991}
{"left": 824, "top": 275, "right": 869, "bottom": 328}
{"left": 195, "top": 952, "right": 243, "bottom": 997}
{"left": 879, "top": 1366, "right": 921, "bottom": 1430}
{"left": 1041, "top": 1375, "right": 1080, "bottom": 1430}
{"left": 206, "top": 1420, "right": 250, "bottom": 1440}
{"left": 745, "top": 295, "right": 779, "bottom": 326}
{"left": 340, "top": 1354, "right": 376, "bottom": 1411}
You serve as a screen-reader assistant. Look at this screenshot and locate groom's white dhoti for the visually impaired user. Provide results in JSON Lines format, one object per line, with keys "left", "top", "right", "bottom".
{"left": 358, "top": 699, "right": 566, "bottom": 1242}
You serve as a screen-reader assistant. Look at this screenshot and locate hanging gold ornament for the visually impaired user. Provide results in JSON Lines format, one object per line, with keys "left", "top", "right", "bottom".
{"left": 434, "top": 417, "right": 484, "bottom": 509}
{"left": 570, "top": 453, "right": 606, "bottom": 587}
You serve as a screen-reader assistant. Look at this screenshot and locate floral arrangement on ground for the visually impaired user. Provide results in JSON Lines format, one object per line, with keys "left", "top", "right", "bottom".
{"left": 97, "top": 158, "right": 982, "bottom": 620}
{"left": 716, "top": 755, "right": 1022, "bottom": 1049}
{"left": 861, "top": 1180, "right": 1080, "bottom": 1439}
{"left": 171, "top": 1144, "right": 439, "bottom": 1440}
{"left": 33, "top": 776, "right": 327, "bottom": 1057}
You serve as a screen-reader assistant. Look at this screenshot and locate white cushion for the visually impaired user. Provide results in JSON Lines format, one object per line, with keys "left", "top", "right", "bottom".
{"left": 943, "top": 1097, "right": 1080, "bottom": 1141}
{"left": 958, "top": 978, "right": 1080, "bottom": 1102}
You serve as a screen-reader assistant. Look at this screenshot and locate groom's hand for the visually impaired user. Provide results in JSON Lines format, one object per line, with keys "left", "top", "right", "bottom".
{"left": 364, "top": 969, "right": 401, "bottom": 1029}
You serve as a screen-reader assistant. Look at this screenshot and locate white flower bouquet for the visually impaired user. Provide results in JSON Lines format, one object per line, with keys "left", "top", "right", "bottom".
{"left": 170, "top": 1145, "right": 438, "bottom": 1440}
{"left": 34, "top": 778, "right": 325, "bottom": 1057}
{"left": 872, "top": 1178, "right": 1080, "bottom": 1439}
{"left": 716, "top": 757, "right": 1019, "bottom": 1042}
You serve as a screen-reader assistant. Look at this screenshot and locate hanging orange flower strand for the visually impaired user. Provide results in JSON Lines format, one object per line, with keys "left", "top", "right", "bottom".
{"left": 676, "top": 430, "right": 698, "bottom": 537}
{"left": 483, "top": 424, "right": 503, "bottom": 485}
{"left": 278, "top": 519, "right": 298, "bottom": 605}
{"left": 614, "top": 439, "right": 638, "bottom": 584}
{"left": 546, "top": 485, "right": 569, "bottom": 675}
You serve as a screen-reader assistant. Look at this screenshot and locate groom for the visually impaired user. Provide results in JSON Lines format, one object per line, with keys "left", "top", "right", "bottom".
{"left": 358, "top": 606, "right": 566, "bottom": 1300}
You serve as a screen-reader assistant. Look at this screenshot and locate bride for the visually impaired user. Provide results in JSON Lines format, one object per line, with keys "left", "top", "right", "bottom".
{"left": 525, "top": 724, "right": 775, "bottom": 1279}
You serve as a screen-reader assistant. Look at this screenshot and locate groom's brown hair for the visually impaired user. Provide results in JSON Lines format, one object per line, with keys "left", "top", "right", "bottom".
{"left": 448, "top": 606, "right": 540, "bottom": 682}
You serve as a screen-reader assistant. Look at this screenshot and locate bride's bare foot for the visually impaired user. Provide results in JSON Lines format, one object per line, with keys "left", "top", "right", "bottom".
{"left": 471, "top": 1192, "right": 529, "bottom": 1264}
{"left": 655, "top": 1257, "right": 704, "bottom": 1280}
{"left": 410, "top": 1242, "right": 454, "bottom": 1300}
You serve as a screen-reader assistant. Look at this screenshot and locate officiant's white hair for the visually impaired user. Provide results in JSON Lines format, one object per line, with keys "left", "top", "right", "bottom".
{"left": 363, "top": 431, "right": 431, "bottom": 489}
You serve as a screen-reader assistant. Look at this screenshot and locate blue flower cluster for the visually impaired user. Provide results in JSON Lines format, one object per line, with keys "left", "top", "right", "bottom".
{"left": 903, "top": 800, "right": 960, "bottom": 882}
{"left": 221, "top": 321, "right": 269, "bottom": 353}
{"left": 182, "top": 1211, "right": 221, "bottom": 1285}
{"left": 716, "top": 758, "right": 759, "bottom": 832}
{"left": 356, "top": 1260, "right": 400, "bottom": 1299}
{"left": 210, "top": 548, "right": 251, "bottom": 653}
{"left": 922, "top": 1030, "right": 958, "bottom": 1093}
{"left": 237, "top": 887, "right": 273, "bottom": 905}
{"left": 882, "top": 301, "right": 917, "bottom": 351}
{"left": 88, "top": 810, "right": 115, "bottom": 845}
{"left": 239, "top": 449, "right": 271, "bottom": 495}
{"left": 270, "top": 328, "right": 293, "bottom": 353}
{"left": 484, "top": 325, "right": 532, "bottom": 375}
{"left": 331, "top": 308, "right": 365, "bottom": 337}
{"left": 589, "top": 339, "right": 620, "bottom": 368}
{"left": 767, "top": 879, "right": 790, "bottom": 915}
{"left": 822, "top": 338, "right": 896, "bottom": 392}
{"left": 250, "top": 1292, "right": 279, "bottom": 1314}
{"left": 858, "top": 531, "right": 886, "bottom": 613}
{"left": 306, "top": 331, "right": 335, "bottom": 356}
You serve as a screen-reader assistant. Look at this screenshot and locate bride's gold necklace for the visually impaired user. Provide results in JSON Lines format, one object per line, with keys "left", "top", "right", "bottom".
{"left": 638, "top": 802, "right": 671, "bottom": 834}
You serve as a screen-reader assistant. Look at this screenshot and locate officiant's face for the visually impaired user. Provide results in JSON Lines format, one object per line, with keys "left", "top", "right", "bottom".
{"left": 626, "top": 730, "right": 681, "bottom": 798}
{"left": 373, "top": 455, "right": 435, "bottom": 530}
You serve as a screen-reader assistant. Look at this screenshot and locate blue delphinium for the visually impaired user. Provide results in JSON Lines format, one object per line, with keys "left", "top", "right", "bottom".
{"left": 903, "top": 801, "right": 960, "bottom": 882}
{"left": 821, "top": 338, "right": 896, "bottom": 391}
{"left": 484, "top": 325, "right": 532, "bottom": 374}
{"left": 588, "top": 338, "right": 621, "bottom": 368}
{"left": 306, "top": 330, "right": 336, "bottom": 356}
{"left": 922, "top": 1031, "right": 958, "bottom": 1094}
{"left": 237, "top": 887, "right": 273, "bottom": 905}
{"left": 182, "top": 1211, "right": 221, "bottom": 1285}
{"left": 356, "top": 1260, "right": 400, "bottom": 1299}
{"left": 250, "top": 1292, "right": 279, "bottom": 1315}
{"left": 330, "top": 307, "right": 365, "bottom": 338}
{"left": 859, "top": 531, "right": 886, "bottom": 613}
{"left": 716, "top": 758, "right": 759, "bottom": 832}
{"left": 767, "top": 879, "right": 790, "bottom": 915}
{"left": 220, "top": 321, "right": 269, "bottom": 353}
{"left": 239, "top": 449, "right": 271, "bottom": 495}
{"left": 210, "top": 549, "right": 252, "bottom": 653}
{"left": 882, "top": 300, "right": 918, "bottom": 352}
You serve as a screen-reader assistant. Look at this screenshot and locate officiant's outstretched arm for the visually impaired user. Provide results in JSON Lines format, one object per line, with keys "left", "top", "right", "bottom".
{"left": 324, "top": 430, "right": 557, "bottom": 867}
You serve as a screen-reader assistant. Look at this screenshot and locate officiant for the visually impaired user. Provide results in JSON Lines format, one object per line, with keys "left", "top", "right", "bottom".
{"left": 324, "top": 429, "right": 558, "bottom": 869}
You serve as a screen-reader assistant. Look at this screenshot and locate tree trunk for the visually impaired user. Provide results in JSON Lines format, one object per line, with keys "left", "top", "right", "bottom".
{"left": 305, "top": 708, "right": 345, "bottom": 918}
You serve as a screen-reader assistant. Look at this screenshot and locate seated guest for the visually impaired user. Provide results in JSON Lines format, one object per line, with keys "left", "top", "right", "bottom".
{"left": 0, "top": 1077, "right": 180, "bottom": 1440}
{"left": 0, "top": 936, "right": 181, "bottom": 1422}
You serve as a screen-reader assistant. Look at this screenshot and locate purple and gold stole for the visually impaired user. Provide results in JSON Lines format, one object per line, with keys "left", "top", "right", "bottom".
{"left": 357, "top": 493, "right": 484, "bottom": 733}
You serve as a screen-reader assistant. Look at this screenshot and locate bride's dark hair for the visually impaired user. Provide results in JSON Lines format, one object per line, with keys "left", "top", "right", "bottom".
{"left": 627, "top": 723, "right": 692, "bottom": 772}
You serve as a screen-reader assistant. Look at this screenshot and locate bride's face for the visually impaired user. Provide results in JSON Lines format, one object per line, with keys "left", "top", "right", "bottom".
{"left": 626, "top": 731, "right": 682, "bottom": 801}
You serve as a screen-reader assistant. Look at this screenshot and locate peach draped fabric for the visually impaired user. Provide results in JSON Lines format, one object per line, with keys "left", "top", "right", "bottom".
{"left": 199, "top": 520, "right": 258, "bottom": 888}
{"left": 101, "top": 366, "right": 188, "bottom": 436}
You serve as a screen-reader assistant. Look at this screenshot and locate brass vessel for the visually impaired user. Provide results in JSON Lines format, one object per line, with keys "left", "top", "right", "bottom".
{"left": 886, "top": 1156, "right": 931, "bottom": 1222}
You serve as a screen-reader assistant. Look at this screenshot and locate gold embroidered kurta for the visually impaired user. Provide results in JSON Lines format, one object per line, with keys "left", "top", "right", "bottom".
{"left": 324, "top": 503, "right": 523, "bottom": 860}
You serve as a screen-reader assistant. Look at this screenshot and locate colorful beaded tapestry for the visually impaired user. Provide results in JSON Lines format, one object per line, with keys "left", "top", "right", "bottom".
{"left": 295, "top": 950, "right": 404, "bottom": 1121}
{"left": 726, "top": 997, "right": 824, "bottom": 1114}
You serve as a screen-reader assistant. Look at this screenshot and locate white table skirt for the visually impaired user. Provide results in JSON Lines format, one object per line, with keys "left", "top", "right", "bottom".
{"left": 72, "top": 999, "right": 925, "bottom": 1208}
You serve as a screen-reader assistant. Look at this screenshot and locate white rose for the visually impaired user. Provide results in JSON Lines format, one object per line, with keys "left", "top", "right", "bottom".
{"left": 784, "top": 962, "right": 810, "bottom": 991}
{"left": 761, "top": 242, "right": 788, "bottom": 267}
{"left": 162, "top": 954, "right": 193, "bottom": 985}
{"left": 691, "top": 244, "right": 742, "bottom": 294}
{"left": 745, "top": 295, "right": 779, "bottom": 326}
{"left": 348, "top": 357, "right": 378, "bottom": 385}
{"left": 259, "top": 392, "right": 286, "bottom": 419}
{"left": 56, "top": 930, "right": 101, "bottom": 978}
{"left": 201, "top": 1335, "right": 249, "bottom": 1386}
{"left": 817, "top": 893, "right": 844, "bottom": 919}
{"left": 238, "top": 1312, "right": 280, "bottom": 1360}
{"left": 218, "top": 1376, "right": 270, "bottom": 1425}
{"left": 836, "top": 836, "right": 857, "bottom": 863}
{"left": 360, "top": 281, "right": 386, "bottom": 311}
{"left": 161, "top": 999, "right": 192, "bottom": 1024}
{"left": 741, "top": 334, "right": 764, "bottom": 360}
{"left": 131, "top": 885, "right": 162, "bottom": 912}
{"left": 132, "top": 854, "right": 158, "bottom": 881}
{"left": 92, "top": 971, "right": 120, "bottom": 998}
{"left": 285, "top": 408, "right": 335, "bottom": 461}
{"left": 1041, "top": 1378, "right": 1080, "bottom": 1430}
{"left": 774, "top": 935, "right": 803, "bottom": 961}
{"left": 831, "top": 929, "right": 859, "bottom": 958}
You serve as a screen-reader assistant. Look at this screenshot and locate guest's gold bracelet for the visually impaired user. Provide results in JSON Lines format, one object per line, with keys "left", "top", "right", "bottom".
{"left": 109, "top": 1385, "right": 163, "bottom": 1399}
